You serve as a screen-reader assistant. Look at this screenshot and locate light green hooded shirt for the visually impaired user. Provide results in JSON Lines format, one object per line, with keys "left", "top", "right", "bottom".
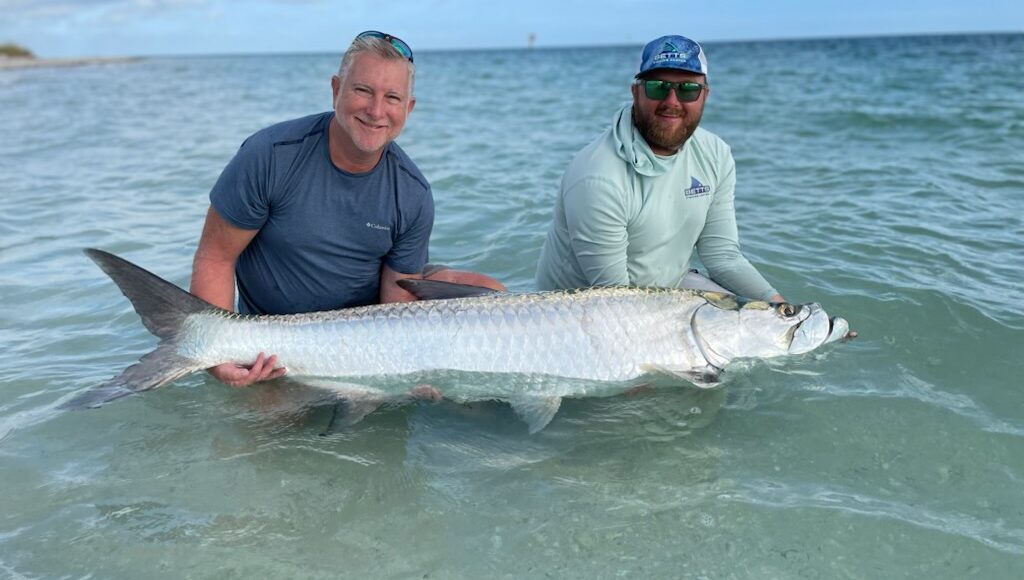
{"left": 535, "top": 104, "right": 778, "bottom": 300}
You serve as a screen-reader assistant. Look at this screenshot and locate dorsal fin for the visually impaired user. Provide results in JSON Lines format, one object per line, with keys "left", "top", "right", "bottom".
{"left": 397, "top": 279, "right": 503, "bottom": 300}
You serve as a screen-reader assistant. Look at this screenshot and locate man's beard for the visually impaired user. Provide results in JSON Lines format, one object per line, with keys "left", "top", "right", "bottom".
{"left": 632, "top": 103, "right": 703, "bottom": 154}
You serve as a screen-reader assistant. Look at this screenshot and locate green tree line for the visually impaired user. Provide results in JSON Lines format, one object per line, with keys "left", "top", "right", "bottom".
{"left": 1, "top": 43, "right": 35, "bottom": 58}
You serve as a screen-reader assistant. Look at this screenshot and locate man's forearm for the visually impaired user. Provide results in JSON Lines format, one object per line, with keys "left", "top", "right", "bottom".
{"left": 190, "top": 255, "right": 237, "bottom": 311}
{"left": 379, "top": 263, "right": 421, "bottom": 304}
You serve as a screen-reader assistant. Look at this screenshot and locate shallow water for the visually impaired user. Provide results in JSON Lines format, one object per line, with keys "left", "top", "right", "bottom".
{"left": 2, "top": 33, "right": 1023, "bottom": 578}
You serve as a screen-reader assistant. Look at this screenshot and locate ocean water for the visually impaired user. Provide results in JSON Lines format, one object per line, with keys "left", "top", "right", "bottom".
{"left": 1, "top": 33, "right": 1023, "bottom": 578}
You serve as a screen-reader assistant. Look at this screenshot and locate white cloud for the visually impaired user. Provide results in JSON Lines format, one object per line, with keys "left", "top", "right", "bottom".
{"left": 0, "top": 0, "right": 210, "bottom": 21}
{"left": 0, "top": 0, "right": 109, "bottom": 19}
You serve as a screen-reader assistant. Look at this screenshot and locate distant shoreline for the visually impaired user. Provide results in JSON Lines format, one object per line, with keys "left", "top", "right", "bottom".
{"left": 0, "top": 56, "right": 141, "bottom": 71}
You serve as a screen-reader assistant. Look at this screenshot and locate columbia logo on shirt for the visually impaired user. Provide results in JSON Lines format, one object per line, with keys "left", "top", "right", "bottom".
{"left": 366, "top": 222, "right": 391, "bottom": 231}
{"left": 684, "top": 177, "right": 712, "bottom": 198}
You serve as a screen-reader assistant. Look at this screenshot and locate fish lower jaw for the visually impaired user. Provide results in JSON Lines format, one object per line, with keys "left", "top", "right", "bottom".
{"left": 826, "top": 317, "right": 850, "bottom": 343}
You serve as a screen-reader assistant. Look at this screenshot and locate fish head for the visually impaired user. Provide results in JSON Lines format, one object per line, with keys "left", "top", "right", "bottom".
{"left": 692, "top": 293, "right": 849, "bottom": 367}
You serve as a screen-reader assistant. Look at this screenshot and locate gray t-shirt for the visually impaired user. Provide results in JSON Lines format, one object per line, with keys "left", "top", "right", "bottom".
{"left": 210, "top": 112, "right": 433, "bottom": 315}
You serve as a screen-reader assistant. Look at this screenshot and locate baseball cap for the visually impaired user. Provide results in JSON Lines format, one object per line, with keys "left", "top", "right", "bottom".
{"left": 637, "top": 35, "right": 708, "bottom": 77}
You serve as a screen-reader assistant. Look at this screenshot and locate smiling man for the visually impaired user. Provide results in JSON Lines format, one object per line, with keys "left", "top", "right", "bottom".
{"left": 536, "top": 35, "right": 785, "bottom": 304}
{"left": 190, "top": 31, "right": 501, "bottom": 388}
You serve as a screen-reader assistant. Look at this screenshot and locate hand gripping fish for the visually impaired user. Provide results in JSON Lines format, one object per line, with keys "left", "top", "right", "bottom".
{"left": 65, "top": 249, "right": 851, "bottom": 433}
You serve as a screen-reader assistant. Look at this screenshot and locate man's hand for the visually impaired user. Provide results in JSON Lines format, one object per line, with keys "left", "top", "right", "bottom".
{"left": 408, "top": 384, "right": 443, "bottom": 402}
{"left": 207, "top": 352, "right": 286, "bottom": 388}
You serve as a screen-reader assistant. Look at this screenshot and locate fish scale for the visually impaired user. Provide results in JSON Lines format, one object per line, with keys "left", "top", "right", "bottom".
{"left": 192, "top": 288, "right": 700, "bottom": 383}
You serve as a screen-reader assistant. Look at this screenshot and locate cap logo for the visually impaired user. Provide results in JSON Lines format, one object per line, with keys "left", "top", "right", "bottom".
{"left": 654, "top": 50, "right": 693, "bottom": 62}
{"left": 654, "top": 41, "right": 695, "bottom": 65}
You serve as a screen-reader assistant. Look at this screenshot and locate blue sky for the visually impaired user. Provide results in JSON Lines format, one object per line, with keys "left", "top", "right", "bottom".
{"left": 1, "top": 0, "right": 1021, "bottom": 58}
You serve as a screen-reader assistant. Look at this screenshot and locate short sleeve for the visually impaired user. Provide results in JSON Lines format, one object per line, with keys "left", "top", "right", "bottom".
{"left": 386, "top": 187, "right": 434, "bottom": 274}
{"left": 209, "top": 135, "right": 273, "bottom": 231}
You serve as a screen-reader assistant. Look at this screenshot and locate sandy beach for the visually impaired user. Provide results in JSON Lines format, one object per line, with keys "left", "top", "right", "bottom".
{"left": 0, "top": 55, "right": 140, "bottom": 70}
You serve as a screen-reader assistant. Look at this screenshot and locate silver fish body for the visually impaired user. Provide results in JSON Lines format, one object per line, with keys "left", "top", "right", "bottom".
{"left": 187, "top": 289, "right": 703, "bottom": 380}
{"left": 68, "top": 249, "right": 850, "bottom": 432}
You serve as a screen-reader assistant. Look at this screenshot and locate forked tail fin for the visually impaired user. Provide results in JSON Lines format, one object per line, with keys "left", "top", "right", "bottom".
{"left": 83, "top": 248, "right": 214, "bottom": 340}
{"left": 62, "top": 249, "right": 222, "bottom": 409}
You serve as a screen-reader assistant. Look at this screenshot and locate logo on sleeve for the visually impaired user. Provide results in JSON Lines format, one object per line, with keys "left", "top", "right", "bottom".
{"left": 683, "top": 177, "right": 711, "bottom": 198}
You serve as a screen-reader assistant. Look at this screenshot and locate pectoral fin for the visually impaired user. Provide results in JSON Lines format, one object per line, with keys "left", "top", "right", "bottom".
{"left": 641, "top": 364, "right": 722, "bottom": 389}
{"left": 292, "top": 379, "right": 386, "bottom": 436}
{"left": 509, "top": 396, "right": 562, "bottom": 434}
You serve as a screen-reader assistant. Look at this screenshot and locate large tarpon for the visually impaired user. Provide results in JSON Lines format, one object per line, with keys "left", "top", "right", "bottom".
{"left": 66, "top": 249, "right": 851, "bottom": 432}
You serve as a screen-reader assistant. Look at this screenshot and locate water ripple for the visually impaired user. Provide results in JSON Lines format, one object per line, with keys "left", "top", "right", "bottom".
{"left": 724, "top": 479, "right": 1024, "bottom": 555}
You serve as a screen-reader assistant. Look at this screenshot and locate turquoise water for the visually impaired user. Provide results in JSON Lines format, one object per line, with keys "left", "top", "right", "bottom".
{"left": 2, "top": 33, "right": 1023, "bottom": 578}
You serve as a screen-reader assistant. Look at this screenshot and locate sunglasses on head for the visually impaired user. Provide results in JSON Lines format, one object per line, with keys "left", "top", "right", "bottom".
{"left": 634, "top": 79, "right": 708, "bottom": 102}
{"left": 355, "top": 30, "right": 414, "bottom": 63}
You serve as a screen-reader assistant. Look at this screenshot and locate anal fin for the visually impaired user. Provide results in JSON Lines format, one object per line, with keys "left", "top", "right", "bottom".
{"left": 509, "top": 396, "right": 562, "bottom": 434}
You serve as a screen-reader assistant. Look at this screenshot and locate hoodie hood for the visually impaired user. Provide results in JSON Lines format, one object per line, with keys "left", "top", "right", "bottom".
{"left": 612, "top": 103, "right": 676, "bottom": 178}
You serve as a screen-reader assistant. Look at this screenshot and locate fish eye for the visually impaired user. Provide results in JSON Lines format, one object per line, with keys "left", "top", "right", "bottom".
{"left": 776, "top": 303, "right": 801, "bottom": 317}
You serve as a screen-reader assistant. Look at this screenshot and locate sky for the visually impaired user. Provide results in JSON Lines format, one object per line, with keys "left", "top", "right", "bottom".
{"left": 1, "top": 0, "right": 1021, "bottom": 58}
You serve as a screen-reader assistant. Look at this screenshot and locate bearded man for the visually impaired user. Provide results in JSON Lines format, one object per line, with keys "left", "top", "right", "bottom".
{"left": 536, "top": 35, "right": 785, "bottom": 303}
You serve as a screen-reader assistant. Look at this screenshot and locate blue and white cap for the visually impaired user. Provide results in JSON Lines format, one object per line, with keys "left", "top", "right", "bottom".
{"left": 637, "top": 35, "right": 708, "bottom": 78}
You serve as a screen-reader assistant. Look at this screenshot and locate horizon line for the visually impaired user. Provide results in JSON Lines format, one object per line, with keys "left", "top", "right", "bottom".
{"left": 16, "top": 29, "right": 1022, "bottom": 60}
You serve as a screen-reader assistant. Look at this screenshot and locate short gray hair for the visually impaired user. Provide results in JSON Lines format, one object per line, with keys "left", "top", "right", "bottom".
{"left": 336, "top": 35, "right": 416, "bottom": 96}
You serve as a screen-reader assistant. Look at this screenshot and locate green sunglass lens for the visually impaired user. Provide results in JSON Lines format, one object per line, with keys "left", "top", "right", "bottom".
{"left": 644, "top": 81, "right": 671, "bottom": 100}
{"left": 676, "top": 84, "right": 702, "bottom": 102}
{"left": 390, "top": 41, "right": 413, "bottom": 60}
